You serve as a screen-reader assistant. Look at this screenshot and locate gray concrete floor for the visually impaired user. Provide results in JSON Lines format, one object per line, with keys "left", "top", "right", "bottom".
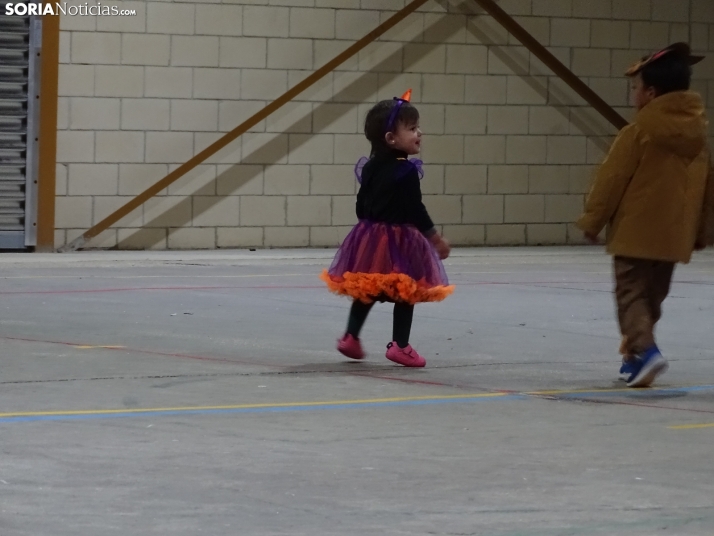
{"left": 1, "top": 246, "right": 713, "bottom": 536}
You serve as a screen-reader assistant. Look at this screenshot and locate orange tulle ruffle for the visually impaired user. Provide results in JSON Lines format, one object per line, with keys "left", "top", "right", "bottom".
{"left": 320, "top": 269, "right": 454, "bottom": 305}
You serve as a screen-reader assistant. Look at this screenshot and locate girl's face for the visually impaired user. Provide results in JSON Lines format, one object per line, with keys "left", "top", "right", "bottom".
{"left": 385, "top": 121, "right": 422, "bottom": 155}
{"left": 630, "top": 73, "right": 657, "bottom": 111}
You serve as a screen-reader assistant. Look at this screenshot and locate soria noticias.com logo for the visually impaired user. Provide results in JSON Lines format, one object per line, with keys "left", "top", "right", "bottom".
{"left": 5, "top": 2, "right": 137, "bottom": 16}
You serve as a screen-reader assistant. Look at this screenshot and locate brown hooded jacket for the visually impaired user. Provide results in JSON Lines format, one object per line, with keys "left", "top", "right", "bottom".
{"left": 577, "top": 90, "right": 714, "bottom": 263}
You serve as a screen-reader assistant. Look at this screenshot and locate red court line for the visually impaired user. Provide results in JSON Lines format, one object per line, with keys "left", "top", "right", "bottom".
{"left": 0, "top": 334, "right": 499, "bottom": 388}
{"left": 346, "top": 372, "right": 525, "bottom": 393}
{"left": 576, "top": 397, "right": 714, "bottom": 416}
{"left": 0, "top": 281, "right": 618, "bottom": 295}
{"left": 0, "top": 335, "right": 522, "bottom": 390}
{"left": 0, "top": 335, "right": 282, "bottom": 368}
{"left": 3, "top": 335, "right": 713, "bottom": 415}
{"left": 0, "top": 335, "right": 481, "bottom": 389}
{"left": 0, "top": 284, "right": 324, "bottom": 295}
{"left": 348, "top": 372, "right": 457, "bottom": 387}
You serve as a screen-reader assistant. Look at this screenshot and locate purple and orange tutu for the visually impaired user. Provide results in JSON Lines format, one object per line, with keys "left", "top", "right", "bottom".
{"left": 320, "top": 220, "right": 454, "bottom": 304}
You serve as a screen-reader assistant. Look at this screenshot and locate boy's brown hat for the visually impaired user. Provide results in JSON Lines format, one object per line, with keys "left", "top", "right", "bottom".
{"left": 625, "top": 42, "right": 705, "bottom": 77}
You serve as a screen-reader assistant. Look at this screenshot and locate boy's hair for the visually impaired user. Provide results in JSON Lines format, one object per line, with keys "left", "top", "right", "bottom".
{"left": 364, "top": 99, "right": 419, "bottom": 154}
{"left": 639, "top": 51, "right": 692, "bottom": 95}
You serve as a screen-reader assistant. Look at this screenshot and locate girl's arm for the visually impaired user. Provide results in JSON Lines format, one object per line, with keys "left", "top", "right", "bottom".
{"left": 402, "top": 169, "right": 434, "bottom": 234}
{"left": 356, "top": 180, "right": 367, "bottom": 220}
{"left": 356, "top": 191, "right": 365, "bottom": 220}
{"left": 402, "top": 168, "right": 450, "bottom": 259}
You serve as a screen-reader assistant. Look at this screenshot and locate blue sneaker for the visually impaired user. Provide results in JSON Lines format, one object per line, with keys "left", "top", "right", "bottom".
{"left": 619, "top": 358, "right": 639, "bottom": 381}
{"left": 626, "top": 345, "right": 669, "bottom": 388}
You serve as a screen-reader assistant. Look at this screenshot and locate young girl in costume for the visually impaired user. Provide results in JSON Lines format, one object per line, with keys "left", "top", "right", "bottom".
{"left": 320, "top": 91, "right": 454, "bottom": 367}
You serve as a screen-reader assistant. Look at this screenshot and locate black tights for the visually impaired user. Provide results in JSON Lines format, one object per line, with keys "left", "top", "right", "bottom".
{"left": 346, "top": 300, "right": 414, "bottom": 348}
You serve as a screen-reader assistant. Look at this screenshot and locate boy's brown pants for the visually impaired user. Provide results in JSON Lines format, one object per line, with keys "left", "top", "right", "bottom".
{"left": 614, "top": 256, "right": 675, "bottom": 356}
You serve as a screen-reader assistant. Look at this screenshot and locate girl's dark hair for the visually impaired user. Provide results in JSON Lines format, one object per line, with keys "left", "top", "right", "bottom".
{"left": 364, "top": 99, "right": 420, "bottom": 154}
{"left": 640, "top": 52, "right": 692, "bottom": 95}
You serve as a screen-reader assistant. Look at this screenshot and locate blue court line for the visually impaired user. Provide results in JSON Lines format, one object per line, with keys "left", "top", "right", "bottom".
{"left": 551, "top": 384, "right": 714, "bottom": 399}
{"left": 2, "top": 385, "right": 712, "bottom": 425}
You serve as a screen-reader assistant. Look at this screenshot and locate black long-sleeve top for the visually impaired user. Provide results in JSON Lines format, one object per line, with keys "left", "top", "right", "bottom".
{"left": 355, "top": 150, "right": 435, "bottom": 235}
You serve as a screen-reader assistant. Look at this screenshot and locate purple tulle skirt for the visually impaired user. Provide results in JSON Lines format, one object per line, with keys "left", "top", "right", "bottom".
{"left": 321, "top": 220, "right": 454, "bottom": 304}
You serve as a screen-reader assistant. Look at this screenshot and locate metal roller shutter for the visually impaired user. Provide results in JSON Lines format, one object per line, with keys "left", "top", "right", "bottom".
{"left": 0, "top": 10, "right": 39, "bottom": 249}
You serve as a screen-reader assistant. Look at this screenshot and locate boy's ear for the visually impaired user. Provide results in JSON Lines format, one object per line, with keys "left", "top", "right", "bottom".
{"left": 384, "top": 131, "right": 395, "bottom": 145}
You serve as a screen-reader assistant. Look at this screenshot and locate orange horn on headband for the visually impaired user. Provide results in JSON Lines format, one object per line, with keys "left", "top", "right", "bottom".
{"left": 400, "top": 89, "right": 412, "bottom": 102}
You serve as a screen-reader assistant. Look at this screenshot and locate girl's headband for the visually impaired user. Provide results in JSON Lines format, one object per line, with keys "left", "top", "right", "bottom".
{"left": 626, "top": 42, "right": 705, "bottom": 76}
{"left": 385, "top": 89, "right": 412, "bottom": 133}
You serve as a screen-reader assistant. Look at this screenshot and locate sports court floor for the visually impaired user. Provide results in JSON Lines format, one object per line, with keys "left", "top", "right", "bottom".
{"left": 1, "top": 246, "right": 713, "bottom": 535}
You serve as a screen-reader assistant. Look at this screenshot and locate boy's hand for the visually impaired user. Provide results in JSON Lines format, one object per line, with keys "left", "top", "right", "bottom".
{"left": 584, "top": 232, "right": 599, "bottom": 244}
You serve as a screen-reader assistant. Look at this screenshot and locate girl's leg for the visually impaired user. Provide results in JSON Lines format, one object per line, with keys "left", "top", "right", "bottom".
{"left": 346, "top": 299, "right": 374, "bottom": 338}
{"left": 385, "top": 302, "right": 424, "bottom": 367}
{"left": 392, "top": 302, "right": 414, "bottom": 348}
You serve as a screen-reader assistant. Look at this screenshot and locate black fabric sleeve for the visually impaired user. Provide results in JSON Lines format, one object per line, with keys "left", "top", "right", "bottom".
{"left": 401, "top": 169, "right": 434, "bottom": 234}
{"left": 355, "top": 182, "right": 366, "bottom": 220}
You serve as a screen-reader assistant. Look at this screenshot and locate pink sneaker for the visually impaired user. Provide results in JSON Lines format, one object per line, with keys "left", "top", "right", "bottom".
{"left": 385, "top": 342, "right": 426, "bottom": 367}
{"left": 337, "top": 333, "right": 365, "bottom": 360}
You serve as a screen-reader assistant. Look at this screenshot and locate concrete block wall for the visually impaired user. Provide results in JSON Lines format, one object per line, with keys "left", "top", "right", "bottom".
{"left": 54, "top": 0, "right": 714, "bottom": 249}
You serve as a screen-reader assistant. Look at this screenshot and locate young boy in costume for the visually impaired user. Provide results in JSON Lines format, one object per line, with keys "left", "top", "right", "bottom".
{"left": 576, "top": 43, "right": 714, "bottom": 387}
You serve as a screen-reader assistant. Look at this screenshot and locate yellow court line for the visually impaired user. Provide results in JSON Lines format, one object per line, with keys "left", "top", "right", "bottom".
{"left": 668, "top": 423, "right": 714, "bottom": 430}
{"left": 0, "top": 392, "right": 506, "bottom": 418}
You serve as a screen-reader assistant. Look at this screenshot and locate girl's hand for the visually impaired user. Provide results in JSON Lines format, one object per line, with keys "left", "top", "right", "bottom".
{"left": 437, "top": 238, "right": 451, "bottom": 260}
{"left": 429, "top": 233, "right": 450, "bottom": 260}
